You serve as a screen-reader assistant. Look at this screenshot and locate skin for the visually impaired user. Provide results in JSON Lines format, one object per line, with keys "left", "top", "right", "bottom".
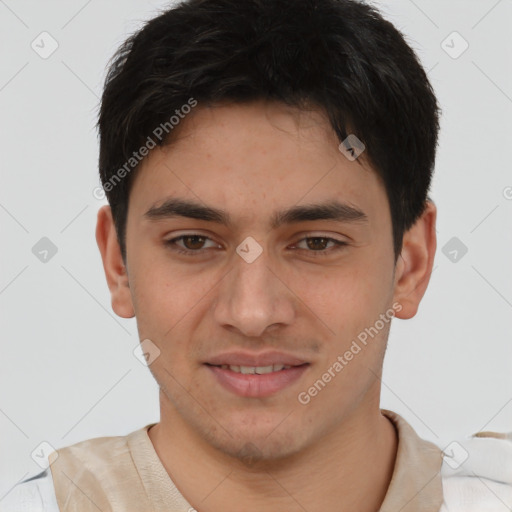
{"left": 96, "top": 100, "right": 437, "bottom": 512}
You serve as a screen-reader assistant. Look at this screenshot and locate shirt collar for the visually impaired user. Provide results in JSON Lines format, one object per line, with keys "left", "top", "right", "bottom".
{"left": 379, "top": 409, "right": 444, "bottom": 512}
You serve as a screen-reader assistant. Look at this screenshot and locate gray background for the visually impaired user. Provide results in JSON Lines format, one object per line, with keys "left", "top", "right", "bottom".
{"left": 1, "top": 0, "right": 511, "bottom": 497}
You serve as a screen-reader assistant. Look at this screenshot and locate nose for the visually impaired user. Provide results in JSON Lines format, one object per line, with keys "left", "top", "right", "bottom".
{"left": 213, "top": 247, "right": 296, "bottom": 338}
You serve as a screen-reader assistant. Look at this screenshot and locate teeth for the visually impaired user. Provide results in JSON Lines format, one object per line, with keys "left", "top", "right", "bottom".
{"left": 219, "top": 364, "right": 292, "bottom": 374}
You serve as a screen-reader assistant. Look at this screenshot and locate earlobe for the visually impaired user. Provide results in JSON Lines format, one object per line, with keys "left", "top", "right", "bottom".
{"left": 392, "top": 201, "right": 437, "bottom": 319}
{"left": 95, "top": 205, "right": 135, "bottom": 319}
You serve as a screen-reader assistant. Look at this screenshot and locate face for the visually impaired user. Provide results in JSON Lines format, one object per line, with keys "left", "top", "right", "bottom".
{"left": 97, "top": 100, "right": 434, "bottom": 463}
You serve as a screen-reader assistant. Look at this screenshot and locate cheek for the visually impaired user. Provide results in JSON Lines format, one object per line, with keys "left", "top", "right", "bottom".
{"left": 129, "top": 257, "right": 216, "bottom": 347}
{"left": 291, "top": 256, "right": 391, "bottom": 333}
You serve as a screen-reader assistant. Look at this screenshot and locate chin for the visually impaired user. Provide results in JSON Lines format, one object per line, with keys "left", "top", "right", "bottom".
{"left": 202, "top": 421, "right": 310, "bottom": 465}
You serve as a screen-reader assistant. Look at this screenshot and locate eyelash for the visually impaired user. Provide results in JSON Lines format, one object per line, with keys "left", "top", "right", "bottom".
{"left": 164, "top": 234, "right": 348, "bottom": 258}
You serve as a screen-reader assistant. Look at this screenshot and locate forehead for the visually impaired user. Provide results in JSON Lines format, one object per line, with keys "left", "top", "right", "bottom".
{"left": 128, "top": 101, "right": 389, "bottom": 230}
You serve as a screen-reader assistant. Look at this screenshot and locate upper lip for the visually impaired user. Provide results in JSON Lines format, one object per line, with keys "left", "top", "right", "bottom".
{"left": 205, "top": 351, "right": 309, "bottom": 367}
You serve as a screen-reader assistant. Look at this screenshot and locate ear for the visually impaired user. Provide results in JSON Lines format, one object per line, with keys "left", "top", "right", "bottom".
{"left": 392, "top": 200, "right": 437, "bottom": 319}
{"left": 95, "top": 205, "right": 135, "bottom": 318}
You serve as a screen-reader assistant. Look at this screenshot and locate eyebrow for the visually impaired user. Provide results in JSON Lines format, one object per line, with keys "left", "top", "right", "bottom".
{"left": 144, "top": 198, "right": 369, "bottom": 229}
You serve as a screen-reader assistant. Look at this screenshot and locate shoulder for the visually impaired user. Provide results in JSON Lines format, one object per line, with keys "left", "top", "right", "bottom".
{"left": 0, "top": 425, "right": 154, "bottom": 512}
{"left": 439, "top": 430, "right": 512, "bottom": 511}
{"left": 49, "top": 429, "right": 132, "bottom": 464}
{"left": 0, "top": 469, "right": 59, "bottom": 512}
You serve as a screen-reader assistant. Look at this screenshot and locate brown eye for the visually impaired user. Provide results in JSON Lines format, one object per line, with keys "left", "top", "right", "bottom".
{"left": 181, "top": 235, "right": 207, "bottom": 250}
{"left": 294, "top": 236, "right": 348, "bottom": 257}
{"left": 164, "top": 234, "right": 221, "bottom": 256}
{"left": 305, "top": 237, "right": 330, "bottom": 251}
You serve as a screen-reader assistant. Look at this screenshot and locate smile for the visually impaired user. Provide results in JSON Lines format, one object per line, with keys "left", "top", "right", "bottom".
{"left": 205, "top": 362, "right": 310, "bottom": 398}
{"left": 212, "top": 364, "right": 293, "bottom": 374}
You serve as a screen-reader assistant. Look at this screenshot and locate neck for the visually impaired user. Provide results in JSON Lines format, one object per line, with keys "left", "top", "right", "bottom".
{"left": 148, "top": 393, "right": 398, "bottom": 512}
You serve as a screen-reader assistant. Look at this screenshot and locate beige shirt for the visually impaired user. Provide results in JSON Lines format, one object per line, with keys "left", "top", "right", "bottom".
{"left": 48, "top": 409, "right": 444, "bottom": 512}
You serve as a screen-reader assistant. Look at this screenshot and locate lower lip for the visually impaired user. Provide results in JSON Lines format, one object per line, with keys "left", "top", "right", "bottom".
{"left": 206, "top": 364, "right": 309, "bottom": 398}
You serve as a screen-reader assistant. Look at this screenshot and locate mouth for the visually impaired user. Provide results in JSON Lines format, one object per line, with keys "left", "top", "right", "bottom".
{"left": 204, "top": 362, "right": 310, "bottom": 398}
{"left": 206, "top": 363, "right": 298, "bottom": 374}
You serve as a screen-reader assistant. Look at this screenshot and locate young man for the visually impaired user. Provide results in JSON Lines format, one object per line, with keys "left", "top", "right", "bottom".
{"left": 3, "top": 0, "right": 511, "bottom": 511}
